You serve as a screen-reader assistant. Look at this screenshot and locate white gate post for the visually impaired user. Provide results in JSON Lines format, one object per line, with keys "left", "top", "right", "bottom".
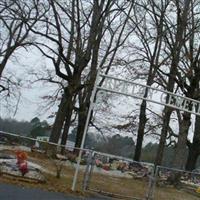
{"left": 71, "top": 70, "right": 100, "bottom": 191}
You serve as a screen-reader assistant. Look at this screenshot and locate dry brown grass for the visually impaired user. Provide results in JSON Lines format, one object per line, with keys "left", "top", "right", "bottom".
{"left": 1, "top": 149, "right": 200, "bottom": 200}
{"left": 89, "top": 172, "right": 200, "bottom": 200}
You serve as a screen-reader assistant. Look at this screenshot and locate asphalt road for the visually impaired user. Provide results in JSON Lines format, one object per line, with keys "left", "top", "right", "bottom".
{"left": 0, "top": 183, "right": 111, "bottom": 200}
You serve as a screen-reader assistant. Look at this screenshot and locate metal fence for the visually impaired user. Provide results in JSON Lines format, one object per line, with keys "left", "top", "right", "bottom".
{"left": 82, "top": 154, "right": 200, "bottom": 200}
{"left": 0, "top": 131, "right": 88, "bottom": 193}
{"left": 153, "top": 166, "right": 200, "bottom": 200}
{"left": 83, "top": 151, "right": 155, "bottom": 200}
{"left": 1, "top": 131, "right": 200, "bottom": 200}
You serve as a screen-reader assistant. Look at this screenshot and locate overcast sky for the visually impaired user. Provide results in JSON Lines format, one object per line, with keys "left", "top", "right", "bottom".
{"left": 0, "top": 45, "right": 195, "bottom": 144}
{"left": 1, "top": 47, "right": 59, "bottom": 122}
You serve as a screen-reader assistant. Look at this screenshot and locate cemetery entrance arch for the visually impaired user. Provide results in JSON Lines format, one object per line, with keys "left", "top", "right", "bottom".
{"left": 72, "top": 72, "right": 200, "bottom": 191}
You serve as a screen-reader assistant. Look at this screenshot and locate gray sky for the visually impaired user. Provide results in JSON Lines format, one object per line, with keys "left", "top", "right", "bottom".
{"left": 0, "top": 45, "right": 195, "bottom": 144}
{"left": 1, "top": 47, "right": 59, "bottom": 122}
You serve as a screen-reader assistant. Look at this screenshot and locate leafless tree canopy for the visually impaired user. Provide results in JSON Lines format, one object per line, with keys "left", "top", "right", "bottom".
{"left": 0, "top": 0, "right": 48, "bottom": 114}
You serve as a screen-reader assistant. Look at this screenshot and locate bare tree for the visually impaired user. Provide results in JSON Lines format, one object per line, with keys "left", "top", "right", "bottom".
{"left": 0, "top": 0, "right": 48, "bottom": 115}
{"left": 159, "top": 0, "right": 200, "bottom": 172}
{"left": 29, "top": 0, "right": 135, "bottom": 152}
{"left": 171, "top": 0, "right": 200, "bottom": 171}
{"left": 125, "top": 0, "right": 170, "bottom": 161}
{"left": 74, "top": 1, "right": 134, "bottom": 149}
{"left": 154, "top": 0, "right": 192, "bottom": 167}
{"left": 27, "top": 0, "right": 115, "bottom": 145}
{"left": 0, "top": 0, "right": 48, "bottom": 77}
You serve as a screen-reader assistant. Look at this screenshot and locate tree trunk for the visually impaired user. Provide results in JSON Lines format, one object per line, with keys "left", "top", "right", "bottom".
{"left": 154, "top": 0, "right": 191, "bottom": 167}
{"left": 185, "top": 115, "right": 200, "bottom": 171}
{"left": 75, "top": 108, "right": 87, "bottom": 150}
{"left": 49, "top": 94, "right": 67, "bottom": 143}
{"left": 48, "top": 88, "right": 74, "bottom": 156}
{"left": 134, "top": 100, "right": 147, "bottom": 161}
{"left": 185, "top": 147, "right": 199, "bottom": 171}
{"left": 74, "top": 39, "right": 99, "bottom": 153}
{"left": 154, "top": 107, "right": 172, "bottom": 166}
{"left": 133, "top": 0, "right": 165, "bottom": 161}
{"left": 168, "top": 112, "right": 191, "bottom": 186}
{"left": 60, "top": 99, "right": 74, "bottom": 154}
{"left": 172, "top": 112, "right": 191, "bottom": 169}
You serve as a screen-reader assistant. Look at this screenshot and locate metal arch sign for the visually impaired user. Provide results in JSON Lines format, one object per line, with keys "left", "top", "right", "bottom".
{"left": 72, "top": 72, "right": 200, "bottom": 191}
{"left": 97, "top": 74, "right": 200, "bottom": 116}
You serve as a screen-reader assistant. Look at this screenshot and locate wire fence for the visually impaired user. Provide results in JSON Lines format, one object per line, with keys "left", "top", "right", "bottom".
{"left": 0, "top": 131, "right": 88, "bottom": 192}
{"left": 1, "top": 131, "right": 200, "bottom": 199}
{"left": 153, "top": 166, "right": 200, "bottom": 200}
{"left": 82, "top": 153, "right": 200, "bottom": 200}
{"left": 83, "top": 151, "right": 155, "bottom": 200}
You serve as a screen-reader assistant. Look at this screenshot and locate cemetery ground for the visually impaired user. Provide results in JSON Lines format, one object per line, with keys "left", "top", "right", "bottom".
{"left": 0, "top": 148, "right": 200, "bottom": 200}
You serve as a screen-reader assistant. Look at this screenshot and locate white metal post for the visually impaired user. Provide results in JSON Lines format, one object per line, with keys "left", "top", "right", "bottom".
{"left": 71, "top": 70, "right": 100, "bottom": 191}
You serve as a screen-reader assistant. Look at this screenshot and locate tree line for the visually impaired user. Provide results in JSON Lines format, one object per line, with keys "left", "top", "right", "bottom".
{"left": 0, "top": 117, "right": 49, "bottom": 138}
{"left": 1, "top": 117, "right": 199, "bottom": 168}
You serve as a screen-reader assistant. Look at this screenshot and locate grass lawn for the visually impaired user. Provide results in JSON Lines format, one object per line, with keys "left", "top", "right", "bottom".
{"left": 0, "top": 149, "right": 200, "bottom": 200}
